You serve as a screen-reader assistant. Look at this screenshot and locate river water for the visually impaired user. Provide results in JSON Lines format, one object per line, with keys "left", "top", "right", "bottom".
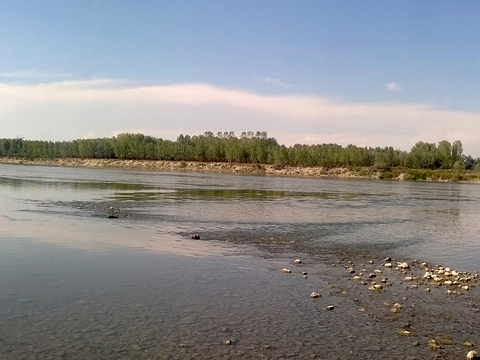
{"left": 1, "top": 163, "right": 480, "bottom": 359}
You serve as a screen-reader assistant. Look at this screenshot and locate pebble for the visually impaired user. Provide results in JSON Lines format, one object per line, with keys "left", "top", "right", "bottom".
{"left": 467, "top": 350, "right": 478, "bottom": 359}
{"left": 465, "top": 341, "right": 474, "bottom": 347}
{"left": 281, "top": 269, "right": 292, "bottom": 273}
{"left": 225, "top": 340, "right": 232, "bottom": 345}
{"left": 428, "top": 339, "right": 441, "bottom": 350}
{"left": 294, "top": 259, "right": 302, "bottom": 264}
{"left": 384, "top": 263, "right": 392, "bottom": 268}
{"left": 326, "top": 305, "right": 334, "bottom": 311}
{"left": 310, "top": 292, "right": 321, "bottom": 298}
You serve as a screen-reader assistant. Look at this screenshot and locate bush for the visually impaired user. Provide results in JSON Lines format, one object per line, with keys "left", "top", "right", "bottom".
{"left": 453, "top": 160, "right": 465, "bottom": 170}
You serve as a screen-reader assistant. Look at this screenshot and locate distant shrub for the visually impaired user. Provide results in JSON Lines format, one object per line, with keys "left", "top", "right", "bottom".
{"left": 453, "top": 160, "right": 465, "bottom": 170}
{"left": 379, "top": 170, "right": 393, "bottom": 179}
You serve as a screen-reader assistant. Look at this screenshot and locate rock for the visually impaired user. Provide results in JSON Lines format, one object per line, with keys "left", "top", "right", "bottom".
{"left": 428, "top": 339, "right": 441, "bottom": 350}
{"left": 385, "top": 257, "right": 391, "bottom": 261}
{"left": 467, "top": 350, "right": 478, "bottom": 359}
{"left": 281, "top": 269, "right": 292, "bottom": 273}
{"left": 399, "top": 262, "right": 410, "bottom": 269}
{"left": 384, "top": 263, "right": 392, "bottom": 268}
{"left": 374, "top": 269, "right": 383, "bottom": 274}
{"left": 302, "top": 271, "right": 308, "bottom": 275}
{"left": 221, "top": 328, "right": 228, "bottom": 332}
{"left": 368, "top": 260, "right": 374, "bottom": 264}
{"left": 394, "top": 303, "right": 402, "bottom": 309}
{"left": 310, "top": 292, "right": 321, "bottom": 298}
{"left": 404, "top": 277, "right": 413, "bottom": 282}
{"left": 294, "top": 259, "right": 302, "bottom": 264}
{"left": 353, "top": 276, "right": 361, "bottom": 280}
{"left": 225, "top": 340, "right": 232, "bottom": 345}
{"left": 413, "top": 341, "right": 420, "bottom": 346}
{"left": 190, "top": 234, "right": 201, "bottom": 239}
{"left": 463, "top": 285, "right": 470, "bottom": 291}
{"left": 444, "top": 280, "right": 453, "bottom": 286}
{"left": 425, "top": 288, "right": 430, "bottom": 293}
{"left": 368, "top": 273, "right": 376, "bottom": 278}
{"left": 326, "top": 305, "right": 334, "bottom": 311}
{"left": 399, "top": 330, "right": 412, "bottom": 336}
{"left": 390, "top": 307, "right": 400, "bottom": 313}
{"left": 374, "top": 284, "right": 383, "bottom": 290}
{"left": 302, "top": 275, "right": 308, "bottom": 279}
{"left": 465, "top": 342, "right": 474, "bottom": 347}
{"left": 410, "top": 285, "right": 418, "bottom": 289}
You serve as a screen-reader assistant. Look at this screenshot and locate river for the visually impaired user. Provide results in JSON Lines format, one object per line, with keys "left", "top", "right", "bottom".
{"left": 1, "top": 163, "right": 480, "bottom": 359}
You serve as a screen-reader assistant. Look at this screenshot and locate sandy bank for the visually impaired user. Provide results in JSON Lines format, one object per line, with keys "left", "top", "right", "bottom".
{"left": 0, "top": 157, "right": 382, "bottom": 178}
{"left": 1, "top": 157, "right": 480, "bottom": 183}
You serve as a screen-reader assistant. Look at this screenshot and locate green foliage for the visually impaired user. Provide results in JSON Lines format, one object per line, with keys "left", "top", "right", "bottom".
{"left": 0, "top": 134, "right": 476, "bottom": 175}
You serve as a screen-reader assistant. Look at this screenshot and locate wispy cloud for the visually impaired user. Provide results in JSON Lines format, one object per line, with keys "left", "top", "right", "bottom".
{"left": 1, "top": 69, "right": 73, "bottom": 79}
{"left": 263, "top": 77, "right": 293, "bottom": 88}
{"left": 386, "top": 82, "right": 403, "bottom": 92}
{"left": 0, "top": 79, "right": 480, "bottom": 155}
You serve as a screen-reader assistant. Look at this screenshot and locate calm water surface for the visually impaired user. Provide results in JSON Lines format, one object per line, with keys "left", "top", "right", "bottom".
{"left": 1, "top": 164, "right": 480, "bottom": 359}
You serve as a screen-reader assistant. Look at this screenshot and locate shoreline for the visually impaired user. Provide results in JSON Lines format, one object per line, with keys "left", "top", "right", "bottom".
{"left": 1, "top": 157, "right": 480, "bottom": 183}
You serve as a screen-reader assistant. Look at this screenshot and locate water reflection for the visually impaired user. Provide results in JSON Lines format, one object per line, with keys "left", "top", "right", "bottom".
{"left": 1, "top": 163, "right": 480, "bottom": 270}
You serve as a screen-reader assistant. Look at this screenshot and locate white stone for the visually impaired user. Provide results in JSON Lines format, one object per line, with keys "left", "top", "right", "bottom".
{"left": 310, "top": 292, "right": 321, "bottom": 298}
{"left": 384, "top": 263, "right": 392, "bottom": 268}
{"left": 404, "top": 277, "right": 413, "bottom": 282}
{"left": 467, "top": 350, "right": 478, "bottom": 359}
{"left": 294, "top": 259, "right": 302, "bottom": 264}
{"left": 281, "top": 269, "right": 291, "bottom": 273}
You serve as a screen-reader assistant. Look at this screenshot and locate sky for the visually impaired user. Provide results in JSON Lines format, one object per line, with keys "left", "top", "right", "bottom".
{"left": 1, "top": 1, "right": 480, "bottom": 156}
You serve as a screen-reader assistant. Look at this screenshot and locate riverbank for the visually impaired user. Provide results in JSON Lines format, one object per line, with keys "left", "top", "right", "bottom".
{"left": 2, "top": 157, "right": 480, "bottom": 183}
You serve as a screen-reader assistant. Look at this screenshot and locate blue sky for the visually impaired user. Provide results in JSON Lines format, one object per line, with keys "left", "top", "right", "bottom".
{"left": 1, "top": 1, "right": 480, "bottom": 155}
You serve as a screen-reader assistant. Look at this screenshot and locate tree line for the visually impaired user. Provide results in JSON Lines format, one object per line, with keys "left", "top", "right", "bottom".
{"left": 1, "top": 131, "right": 480, "bottom": 171}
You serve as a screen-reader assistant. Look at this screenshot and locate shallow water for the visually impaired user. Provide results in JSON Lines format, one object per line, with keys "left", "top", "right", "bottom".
{"left": 2, "top": 163, "right": 480, "bottom": 359}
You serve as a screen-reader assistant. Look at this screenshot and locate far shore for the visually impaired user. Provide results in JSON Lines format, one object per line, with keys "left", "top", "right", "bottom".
{"left": 1, "top": 157, "right": 480, "bottom": 183}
